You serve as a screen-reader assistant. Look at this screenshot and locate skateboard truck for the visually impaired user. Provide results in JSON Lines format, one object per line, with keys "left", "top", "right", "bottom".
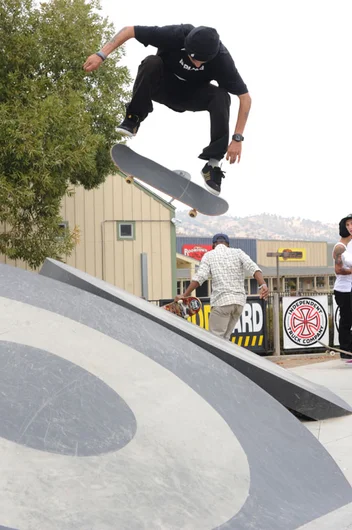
{"left": 317, "top": 341, "right": 352, "bottom": 357}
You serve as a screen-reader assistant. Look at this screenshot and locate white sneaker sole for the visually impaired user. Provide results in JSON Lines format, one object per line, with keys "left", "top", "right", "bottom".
{"left": 116, "top": 127, "right": 135, "bottom": 138}
{"left": 200, "top": 172, "right": 220, "bottom": 196}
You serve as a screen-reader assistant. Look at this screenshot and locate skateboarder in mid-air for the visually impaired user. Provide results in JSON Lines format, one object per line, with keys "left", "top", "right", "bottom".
{"left": 83, "top": 24, "right": 251, "bottom": 196}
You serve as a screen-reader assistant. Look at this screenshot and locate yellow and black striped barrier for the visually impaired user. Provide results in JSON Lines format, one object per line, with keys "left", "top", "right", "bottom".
{"left": 183, "top": 297, "right": 267, "bottom": 354}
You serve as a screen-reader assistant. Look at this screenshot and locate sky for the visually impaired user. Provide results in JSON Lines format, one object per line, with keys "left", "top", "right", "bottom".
{"left": 98, "top": 0, "right": 352, "bottom": 224}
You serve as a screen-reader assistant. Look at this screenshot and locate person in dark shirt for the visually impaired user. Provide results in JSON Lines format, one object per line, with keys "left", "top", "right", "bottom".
{"left": 83, "top": 25, "right": 251, "bottom": 195}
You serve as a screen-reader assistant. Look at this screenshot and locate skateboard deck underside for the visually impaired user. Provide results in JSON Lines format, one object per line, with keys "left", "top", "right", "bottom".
{"left": 318, "top": 341, "right": 352, "bottom": 357}
{"left": 161, "top": 297, "right": 202, "bottom": 319}
{"left": 111, "top": 144, "right": 229, "bottom": 216}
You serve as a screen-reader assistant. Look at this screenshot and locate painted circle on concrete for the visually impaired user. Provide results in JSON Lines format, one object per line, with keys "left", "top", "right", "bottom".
{"left": 0, "top": 297, "right": 250, "bottom": 530}
{"left": 0, "top": 341, "right": 136, "bottom": 456}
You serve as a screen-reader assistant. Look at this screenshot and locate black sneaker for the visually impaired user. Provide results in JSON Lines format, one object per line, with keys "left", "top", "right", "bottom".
{"left": 201, "top": 164, "right": 225, "bottom": 196}
{"left": 117, "top": 113, "right": 140, "bottom": 137}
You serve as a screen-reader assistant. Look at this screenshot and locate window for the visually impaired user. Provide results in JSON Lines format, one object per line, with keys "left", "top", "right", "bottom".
{"left": 117, "top": 222, "right": 135, "bottom": 240}
{"left": 284, "top": 278, "right": 297, "bottom": 291}
{"left": 177, "top": 281, "right": 181, "bottom": 295}
{"left": 329, "top": 276, "right": 335, "bottom": 290}
{"left": 316, "top": 276, "right": 325, "bottom": 288}
{"left": 177, "top": 281, "right": 190, "bottom": 295}
{"left": 56, "top": 221, "right": 68, "bottom": 241}
{"left": 59, "top": 221, "right": 69, "bottom": 230}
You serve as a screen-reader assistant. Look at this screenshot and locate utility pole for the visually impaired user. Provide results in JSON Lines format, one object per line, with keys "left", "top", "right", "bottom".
{"left": 266, "top": 250, "right": 303, "bottom": 355}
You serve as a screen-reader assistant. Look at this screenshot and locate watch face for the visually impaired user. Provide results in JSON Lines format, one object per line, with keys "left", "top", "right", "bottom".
{"left": 233, "top": 134, "right": 243, "bottom": 141}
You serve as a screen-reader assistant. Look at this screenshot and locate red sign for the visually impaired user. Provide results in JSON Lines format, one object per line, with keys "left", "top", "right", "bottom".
{"left": 182, "top": 244, "right": 212, "bottom": 261}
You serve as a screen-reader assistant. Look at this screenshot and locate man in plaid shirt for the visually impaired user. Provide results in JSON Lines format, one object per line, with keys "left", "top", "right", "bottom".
{"left": 176, "top": 233, "right": 269, "bottom": 340}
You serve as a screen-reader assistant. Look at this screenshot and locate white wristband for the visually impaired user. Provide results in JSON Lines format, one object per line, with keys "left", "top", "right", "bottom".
{"left": 258, "top": 283, "right": 267, "bottom": 289}
{"left": 96, "top": 51, "right": 107, "bottom": 61}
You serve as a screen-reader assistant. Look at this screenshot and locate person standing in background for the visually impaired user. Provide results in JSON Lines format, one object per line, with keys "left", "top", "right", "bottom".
{"left": 333, "top": 214, "right": 352, "bottom": 361}
{"left": 175, "top": 233, "right": 269, "bottom": 341}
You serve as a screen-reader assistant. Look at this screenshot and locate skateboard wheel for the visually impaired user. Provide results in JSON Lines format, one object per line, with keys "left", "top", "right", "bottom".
{"left": 189, "top": 209, "right": 197, "bottom": 218}
{"left": 125, "top": 176, "right": 134, "bottom": 184}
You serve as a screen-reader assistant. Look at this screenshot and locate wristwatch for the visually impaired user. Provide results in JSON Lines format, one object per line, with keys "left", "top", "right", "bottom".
{"left": 232, "top": 133, "right": 244, "bottom": 142}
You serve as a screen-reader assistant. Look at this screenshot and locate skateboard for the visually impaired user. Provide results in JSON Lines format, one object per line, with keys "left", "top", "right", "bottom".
{"left": 110, "top": 144, "right": 229, "bottom": 218}
{"left": 318, "top": 341, "right": 352, "bottom": 357}
{"left": 161, "top": 297, "right": 202, "bottom": 319}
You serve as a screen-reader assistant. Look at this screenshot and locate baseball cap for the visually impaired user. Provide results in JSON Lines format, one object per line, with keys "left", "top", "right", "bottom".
{"left": 212, "top": 233, "right": 230, "bottom": 244}
{"left": 339, "top": 214, "right": 352, "bottom": 237}
{"left": 185, "top": 26, "right": 220, "bottom": 62}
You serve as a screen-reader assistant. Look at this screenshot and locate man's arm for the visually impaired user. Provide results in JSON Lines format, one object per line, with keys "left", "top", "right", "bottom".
{"left": 239, "top": 250, "right": 269, "bottom": 300}
{"left": 253, "top": 270, "right": 269, "bottom": 300}
{"left": 334, "top": 244, "right": 352, "bottom": 275}
{"left": 174, "top": 255, "right": 211, "bottom": 301}
{"left": 226, "top": 92, "right": 252, "bottom": 164}
{"left": 83, "top": 26, "right": 135, "bottom": 72}
{"left": 175, "top": 280, "right": 200, "bottom": 301}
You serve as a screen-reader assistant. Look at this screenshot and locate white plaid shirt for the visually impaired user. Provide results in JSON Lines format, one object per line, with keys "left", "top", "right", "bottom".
{"left": 192, "top": 244, "right": 261, "bottom": 307}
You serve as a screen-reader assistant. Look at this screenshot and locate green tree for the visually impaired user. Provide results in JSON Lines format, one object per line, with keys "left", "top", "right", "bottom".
{"left": 0, "top": 0, "right": 131, "bottom": 268}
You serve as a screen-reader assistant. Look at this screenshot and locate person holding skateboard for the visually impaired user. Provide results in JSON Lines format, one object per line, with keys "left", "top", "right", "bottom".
{"left": 83, "top": 24, "right": 251, "bottom": 196}
{"left": 332, "top": 214, "right": 352, "bottom": 361}
{"left": 175, "top": 233, "right": 269, "bottom": 342}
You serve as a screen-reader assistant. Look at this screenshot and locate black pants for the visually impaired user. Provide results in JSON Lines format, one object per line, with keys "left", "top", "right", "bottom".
{"left": 334, "top": 290, "right": 352, "bottom": 357}
{"left": 126, "top": 55, "right": 231, "bottom": 161}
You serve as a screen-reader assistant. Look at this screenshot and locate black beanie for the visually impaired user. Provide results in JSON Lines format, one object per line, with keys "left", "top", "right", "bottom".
{"left": 339, "top": 214, "right": 352, "bottom": 237}
{"left": 185, "top": 26, "right": 220, "bottom": 62}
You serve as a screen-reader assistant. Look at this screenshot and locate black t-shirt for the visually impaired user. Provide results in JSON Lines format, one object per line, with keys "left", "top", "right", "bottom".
{"left": 134, "top": 24, "right": 248, "bottom": 95}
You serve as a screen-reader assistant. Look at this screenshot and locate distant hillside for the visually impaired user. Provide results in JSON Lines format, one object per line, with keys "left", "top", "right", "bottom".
{"left": 174, "top": 211, "right": 339, "bottom": 242}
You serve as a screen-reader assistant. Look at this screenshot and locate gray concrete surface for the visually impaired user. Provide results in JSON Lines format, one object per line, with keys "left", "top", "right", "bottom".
{"left": 1, "top": 263, "right": 352, "bottom": 529}
{"left": 291, "top": 359, "right": 352, "bottom": 530}
{"left": 40, "top": 258, "right": 352, "bottom": 420}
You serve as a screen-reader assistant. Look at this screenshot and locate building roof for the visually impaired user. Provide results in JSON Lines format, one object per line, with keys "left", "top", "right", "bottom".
{"left": 258, "top": 265, "right": 335, "bottom": 277}
{"left": 176, "top": 253, "right": 200, "bottom": 266}
{"left": 116, "top": 170, "right": 176, "bottom": 212}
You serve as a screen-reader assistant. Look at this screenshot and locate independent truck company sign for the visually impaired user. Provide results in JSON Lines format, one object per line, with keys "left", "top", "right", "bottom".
{"left": 283, "top": 296, "right": 329, "bottom": 349}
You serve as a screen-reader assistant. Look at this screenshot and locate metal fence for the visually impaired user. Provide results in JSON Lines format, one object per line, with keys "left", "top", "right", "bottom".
{"left": 150, "top": 291, "right": 337, "bottom": 356}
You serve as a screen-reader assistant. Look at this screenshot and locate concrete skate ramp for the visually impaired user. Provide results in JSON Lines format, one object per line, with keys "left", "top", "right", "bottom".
{"left": 40, "top": 259, "right": 352, "bottom": 421}
{"left": 0, "top": 264, "right": 352, "bottom": 529}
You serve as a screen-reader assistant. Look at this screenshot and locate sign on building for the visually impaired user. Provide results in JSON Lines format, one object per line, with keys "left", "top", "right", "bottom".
{"left": 282, "top": 296, "right": 329, "bottom": 349}
{"left": 278, "top": 248, "right": 306, "bottom": 261}
{"left": 182, "top": 244, "right": 212, "bottom": 261}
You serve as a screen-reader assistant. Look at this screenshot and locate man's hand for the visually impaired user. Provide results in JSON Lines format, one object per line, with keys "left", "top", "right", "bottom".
{"left": 83, "top": 54, "right": 104, "bottom": 72}
{"left": 226, "top": 140, "right": 242, "bottom": 164}
{"left": 259, "top": 285, "right": 269, "bottom": 301}
{"left": 174, "top": 295, "right": 184, "bottom": 302}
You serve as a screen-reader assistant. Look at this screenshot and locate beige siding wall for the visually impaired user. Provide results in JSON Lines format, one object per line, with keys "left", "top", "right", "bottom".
{"left": 0, "top": 254, "right": 32, "bottom": 271}
{"left": 62, "top": 175, "right": 174, "bottom": 300}
{"left": 1, "top": 175, "right": 175, "bottom": 300}
{"left": 257, "top": 240, "right": 328, "bottom": 267}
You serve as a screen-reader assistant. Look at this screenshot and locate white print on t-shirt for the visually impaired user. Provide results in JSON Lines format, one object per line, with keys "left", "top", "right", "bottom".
{"left": 179, "top": 58, "right": 205, "bottom": 71}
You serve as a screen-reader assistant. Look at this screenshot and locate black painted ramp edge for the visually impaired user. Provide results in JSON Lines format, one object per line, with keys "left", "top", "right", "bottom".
{"left": 39, "top": 259, "right": 352, "bottom": 421}
{"left": 1, "top": 263, "right": 352, "bottom": 530}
